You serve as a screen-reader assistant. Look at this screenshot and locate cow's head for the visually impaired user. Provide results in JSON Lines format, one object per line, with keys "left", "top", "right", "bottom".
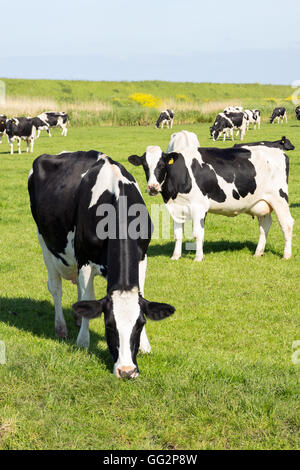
{"left": 5, "top": 118, "right": 15, "bottom": 134}
{"left": 73, "top": 288, "right": 175, "bottom": 379}
{"left": 280, "top": 136, "right": 295, "bottom": 151}
{"left": 128, "top": 146, "right": 168, "bottom": 195}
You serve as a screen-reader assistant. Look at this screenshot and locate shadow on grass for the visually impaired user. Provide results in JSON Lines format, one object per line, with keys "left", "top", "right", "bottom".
{"left": 290, "top": 203, "right": 300, "bottom": 208}
{"left": 148, "top": 239, "right": 280, "bottom": 258}
{"left": 0, "top": 296, "right": 113, "bottom": 371}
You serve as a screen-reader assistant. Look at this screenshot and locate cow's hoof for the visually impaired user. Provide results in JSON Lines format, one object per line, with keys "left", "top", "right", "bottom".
{"left": 56, "top": 324, "right": 68, "bottom": 338}
{"left": 283, "top": 254, "right": 292, "bottom": 260}
{"left": 254, "top": 251, "right": 264, "bottom": 257}
{"left": 194, "top": 256, "right": 203, "bottom": 262}
{"left": 76, "top": 337, "right": 90, "bottom": 349}
{"left": 171, "top": 254, "right": 181, "bottom": 260}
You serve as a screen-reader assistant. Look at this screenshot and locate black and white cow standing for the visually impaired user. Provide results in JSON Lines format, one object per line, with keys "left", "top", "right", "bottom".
{"left": 28, "top": 151, "right": 175, "bottom": 378}
{"left": 165, "top": 131, "right": 200, "bottom": 260}
{"left": 295, "top": 106, "right": 300, "bottom": 120}
{"left": 156, "top": 109, "right": 174, "bottom": 129}
{"left": 36, "top": 111, "right": 68, "bottom": 137}
{"left": 6, "top": 117, "right": 37, "bottom": 154}
{"left": 210, "top": 112, "right": 247, "bottom": 141}
{"left": 0, "top": 114, "right": 6, "bottom": 144}
{"left": 244, "top": 109, "right": 261, "bottom": 130}
{"left": 270, "top": 107, "right": 287, "bottom": 124}
{"left": 234, "top": 136, "right": 295, "bottom": 151}
{"left": 129, "top": 145, "right": 294, "bottom": 261}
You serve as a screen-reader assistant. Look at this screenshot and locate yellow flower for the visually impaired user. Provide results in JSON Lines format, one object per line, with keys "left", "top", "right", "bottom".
{"left": 129, "top": 92, "right": 162, "bottom": 108}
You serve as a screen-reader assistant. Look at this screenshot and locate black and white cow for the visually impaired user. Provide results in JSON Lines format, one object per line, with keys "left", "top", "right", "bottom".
{"left": 28, "top": 151, "right": 175, "bottom": 378}
{"left": 37, "top": 111, "right": 68, "bottom": 136}
{"left": 224, "top": 106, "right": 243, "bottom": 114}
{"left": 0, "top": 114, "right": 6, "bottom": 144}
{"left": 6, "top": 117, "right": 37, "bottom": 154}
{"left": 210, "top": 112, "right": 247, "bottom": 141}
{"left": 295, "top": 106, "right": 300, "bottom": 120}
{"left": 128, "top": 145, "right": 294, "bottom": 261}
{"left": 234, "top": 136, "right": 295, "bottom": 151}
{"left": 32, "top": 116, "right": 50, "bottom": 136}
{"left": 244, "top": 109, "right": 261, "bottom": 130}
{"left": 167, "top": 130, "right": 200, "bottom": 153}
{"left": 270, "top": 107, "right": 287, "bottom": 124}
{"left": 156, "top": 109, "right": 174, "bottom": 129}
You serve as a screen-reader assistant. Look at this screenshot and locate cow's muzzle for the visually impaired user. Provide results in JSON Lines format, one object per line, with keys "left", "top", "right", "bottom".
{"left": 116, "top": 366, "right": 139, "bottom": 379}
{"left": 147, "top": 184, "right": 160, "bottom": 196}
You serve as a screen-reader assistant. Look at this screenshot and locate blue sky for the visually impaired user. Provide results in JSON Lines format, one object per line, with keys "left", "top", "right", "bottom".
{"left": 1, "top": 0, "right": 299, "bottom": 83}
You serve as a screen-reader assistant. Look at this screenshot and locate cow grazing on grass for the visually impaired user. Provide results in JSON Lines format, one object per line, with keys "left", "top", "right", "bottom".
{"left": 210, "top": 112, "right": 247, "bottom": 141}
{"left": 37, "top": 111, "right": 68, "bottom": 137}
{"left": 0, "top": 114, "right": 6, "bottom": 144}
{"left": 129, "top": 145, "right": 294, "bottom": 262}
{"left": 234, "top": 136, "right": 295, "bottom": 151}
{"left": 156, "top": 109, "right": 174, "bottom": 129}
{"left": 270, "top": 107, "right": 287, "bottom": 124}
{"left": 295, "top": 106, "right": 300, "bottom": 120}
{"left": 6, "top": 117, "right": 37, "bottom": 154}
{"left": 244, "top": 109, "right": 261, "bottom": 130}
{"left": 28, "top": 151, "right": 175, "bottom": 378}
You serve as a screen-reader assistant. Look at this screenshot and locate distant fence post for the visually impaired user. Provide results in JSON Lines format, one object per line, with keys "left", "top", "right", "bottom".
{"left": 0, "top": 80, "right": 5, "bottom": 105}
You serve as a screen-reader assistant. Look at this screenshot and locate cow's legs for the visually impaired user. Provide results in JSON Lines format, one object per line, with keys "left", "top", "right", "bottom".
{"left": 272, "top": 200, "right": 294, "bottom": 259}
{"left": 38, "top": 233, "right": 68, "bottom": 338}
{"left": 254, "top": 214, "right": 272, "bottom": 257}
{"left": 48, "top": 128, "right": 52, "bottom": 137}
{"left": 30, "top": 138, "right": 34, "bottom": 153}
{"left": 171, "top": 220, "right": 183, "bottom": 260}
{"left": 192, "top": 208, "right": 207, "bottom": 262}
{"left": 138, "top": 255, "right": 151, "bottom": 354}
{"left": 9, "top": 140, "right": 14, "bottom": 154}
{"left": 17, "top": 138, "right": 21, "bottom": 154}
{"left": 76, "top": 265, "right": 95, "bottom": 348}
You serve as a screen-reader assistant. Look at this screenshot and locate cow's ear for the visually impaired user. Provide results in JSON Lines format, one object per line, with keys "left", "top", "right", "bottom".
{"left": 140, "top": 298, "right": 175, "bottom": 321}
{"left": 128, "top": 154, "right": 143, "bottom": 166}
{"left": 72, "top": 297, "right": 107, "bottom": 319}
{"left": 281, "top": 136, "right": 286, "bottom": 143}
{"left": 163, "top": 152, "right": 179, "bottom": 166}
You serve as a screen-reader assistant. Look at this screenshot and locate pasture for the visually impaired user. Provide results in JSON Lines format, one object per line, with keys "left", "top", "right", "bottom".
{"left": 0, "top": 118, "right": 299, "bottom": 449}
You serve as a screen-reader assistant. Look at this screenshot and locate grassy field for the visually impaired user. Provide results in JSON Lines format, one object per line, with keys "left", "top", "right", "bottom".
{"left": 0, "top": 78, "right": 298, "bottom": 126}
{"left": 0, "top": 113, "right": 299, "bottom": 449}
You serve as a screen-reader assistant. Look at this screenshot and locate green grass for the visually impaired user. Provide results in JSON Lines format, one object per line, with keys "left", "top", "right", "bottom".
{"left": 1, "top": 78, "right": 298, "bottom": 126}
{"left": 0, "top": 118, "right": 299, "bottom": 450}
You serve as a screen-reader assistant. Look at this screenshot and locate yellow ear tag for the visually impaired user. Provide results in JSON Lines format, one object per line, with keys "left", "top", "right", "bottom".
{"left": 281, "top": 140, "right": 285, "bottom": 144}
{"left": 169, "top": 158, "right": 174, "bottom": 165}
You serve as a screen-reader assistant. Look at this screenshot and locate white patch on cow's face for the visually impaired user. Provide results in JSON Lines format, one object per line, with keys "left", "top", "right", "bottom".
{"left": 111, "top": 288, "right": 142, "bottom": 378}
{"left": 144, "top": 145, "right": 164, "bottom": 192}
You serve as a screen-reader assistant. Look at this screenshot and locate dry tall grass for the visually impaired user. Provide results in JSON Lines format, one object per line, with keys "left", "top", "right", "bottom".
{"left": 160, "top": 98, "right": 243, "bottom": 114}
{"left": 1, "top": 96, "right": 112, "bottom": 117}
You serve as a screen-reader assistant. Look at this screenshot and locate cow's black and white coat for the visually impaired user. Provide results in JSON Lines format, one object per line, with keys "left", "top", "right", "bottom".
{"left": 244, "top": 109, "right": 261, "bottom": 130}
{"left": 156, "top": 109, "right": 174, "bottom": 129}
{"left": 6, "top": 117, "right": 37, "bottom": 154}
{"left": 224, "top": 106, "right": 243, "bottom": 114}
{"left": 129, "top": 144, "right": 294, "bottom": 261}
{"left": 210, "top": 112, "right": 247, "bottom": 141}
{"left": 270, "top": 107, "right": 287, "bottom": 124}
{"left": 234, "top": 136, "right": 295, "bottom": 151}
{"left": 0, "top": 114, "right": 6, "bottom": 144}
{"left": 28, "top": 151, "right": 174, "bottom": 378}
{"left": 295, "top": 106, "right": 300, "bottom": 120}
{"left": 37, "top": 111, "right": 68, "bottom": 136}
